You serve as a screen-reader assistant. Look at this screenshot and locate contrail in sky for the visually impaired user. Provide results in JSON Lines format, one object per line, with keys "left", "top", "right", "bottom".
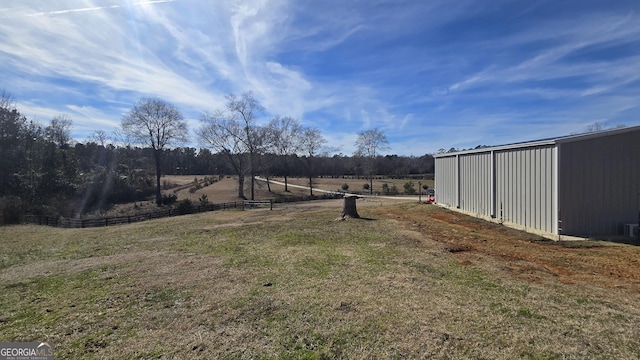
{"left": 26, "top": 0, "right": 176, "bottom": 17}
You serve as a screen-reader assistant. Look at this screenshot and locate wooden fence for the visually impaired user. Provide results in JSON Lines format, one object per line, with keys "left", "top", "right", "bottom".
{"left": 21, "top": 193, "right": 343, "bottom": 229}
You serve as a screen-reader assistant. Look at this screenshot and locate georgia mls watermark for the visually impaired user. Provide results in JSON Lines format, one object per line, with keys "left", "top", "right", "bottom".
{"left": 0, "top": 342, "right": 54, "bottom": 360}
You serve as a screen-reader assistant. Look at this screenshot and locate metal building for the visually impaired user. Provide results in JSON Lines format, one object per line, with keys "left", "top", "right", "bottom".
{"left": 434, "top": 126, "right": 640, "bottom": 238}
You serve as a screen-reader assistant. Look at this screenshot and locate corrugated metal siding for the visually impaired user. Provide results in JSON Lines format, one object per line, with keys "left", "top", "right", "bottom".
{"left": 559, "top": 130, "right": 640, "bottom": 236}
{"left": 494, "top": 146, "right": 556, "bottom": 234}
{"left": 436, "top": 147, "right": 557, "bottom": 234}
{"left": 434, "top": 156, "right": 458, "bottom": 207}
{"left": 459, "top": 153, "right": 492, "bottom": 215}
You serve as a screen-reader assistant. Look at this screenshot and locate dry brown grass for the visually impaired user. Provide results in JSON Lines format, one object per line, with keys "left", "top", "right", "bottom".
{"left": 1, "top": 200, "right": 639, "bottom": 359}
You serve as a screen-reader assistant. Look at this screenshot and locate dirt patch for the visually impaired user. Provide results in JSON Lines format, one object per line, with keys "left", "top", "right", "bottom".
{"left": 379, "top": 204, "right": 640, "bottom": 293}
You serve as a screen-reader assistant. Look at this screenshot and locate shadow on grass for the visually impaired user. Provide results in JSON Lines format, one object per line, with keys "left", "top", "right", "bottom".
{"left": 532, "top": 236, "right": 640, "bottom": 247}
{"left": 340, "top": 216, "right": 375, "bottom": 221}
{"left": 598, "top": 237, "right": 640, "bottom": 246}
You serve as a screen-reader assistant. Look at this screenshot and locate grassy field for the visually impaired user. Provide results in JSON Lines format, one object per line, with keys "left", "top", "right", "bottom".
{"left": 1, "top": 200, "right": 639, "bottom": 359}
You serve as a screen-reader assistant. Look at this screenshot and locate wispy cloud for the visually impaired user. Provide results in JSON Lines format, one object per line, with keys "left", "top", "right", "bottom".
{"left": 1, "top": 0, "right": 639, "bottom": 154}
{"left": 24, "top": 0, "right": 177, "bottom": 17}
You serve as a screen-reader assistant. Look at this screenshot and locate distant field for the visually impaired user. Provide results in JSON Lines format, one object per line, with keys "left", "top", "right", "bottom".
{"left": 106, "top": 175, "right": 431, "bottom": 217}
{"left": 1, "top": 201, "right": 639, "bottom": 359}
{"left": 164, "top": 175, "right": 434, "bottom": 201}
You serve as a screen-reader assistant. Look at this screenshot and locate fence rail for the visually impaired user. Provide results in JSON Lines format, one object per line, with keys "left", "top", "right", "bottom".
{"left": 21, "top": 193, "right": 343, "bottom": 229}
{"left": 243, "top": 200, "right": 273, "bottom": 210}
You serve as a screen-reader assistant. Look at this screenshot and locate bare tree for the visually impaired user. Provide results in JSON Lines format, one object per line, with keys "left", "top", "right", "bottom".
{"left": 227, "top": 92, "right": 265, "bottom": 200}
{"left": 45, "top": 114, "right": 73, "bottom": 148}
{"left": 89, "top": 129, "right": 108, "bottom": 146}
{"left": 298, "top": 127, "right": 327, "bottom": 197}
{"left": 0, "top": 88, "right": 16, "bottom": 110}
{"left": 355, "top": 128, "right": 390, "bottom": 194}
{"left": 198, "top": 92, "right": 264, "bottom": 199}
{"left": 585, "top": 122, "right": 626, "bottom": 133}
{"left": 267, "top": 116, "right": 302, "bottom": 192}
{"left": 585, "top": 122, "right": 605, "bottom": 133}
{"left": 121, "top": 97, "right": 188, "bottom": 205}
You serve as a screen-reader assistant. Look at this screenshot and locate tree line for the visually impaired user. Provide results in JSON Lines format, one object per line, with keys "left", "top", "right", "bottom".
{"left": 0, "top": 90, "right": 433, "bottom": 223}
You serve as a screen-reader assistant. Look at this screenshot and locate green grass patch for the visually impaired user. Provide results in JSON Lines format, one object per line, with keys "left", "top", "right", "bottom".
{"left": 1, "top": 204, "right": 639, "bottom": 359}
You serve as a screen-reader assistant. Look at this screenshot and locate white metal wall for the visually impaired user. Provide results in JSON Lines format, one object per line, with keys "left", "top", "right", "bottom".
{"left": 459, "top": 153, "right": 493, "bottom": 215}
{"left": 435, "top": 145, "right": 558, "bottom": 235}
{"left": 435, "top": 126, "right": 640, "bottom": 237}
{"left": 434, "top": 156, "right": 458, "bottom": 207}
{"left": 494, "top": 146, "right": 556, "bottom": 234}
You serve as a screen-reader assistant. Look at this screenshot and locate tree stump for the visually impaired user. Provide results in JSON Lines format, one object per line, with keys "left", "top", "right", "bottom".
{"left": 339, "top": 195, "right": 360, "bottom": 219}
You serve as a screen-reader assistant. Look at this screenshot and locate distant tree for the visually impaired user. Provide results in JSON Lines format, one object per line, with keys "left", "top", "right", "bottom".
{"left": 585, "top": 122, "right": 625, "bottom": 133}
{"left": 43, "top": 116, "right": 79, "bottom": 197}
{"left": 350, "top": 153, "right": 365, "bottom": 179}
{"left": 404, "top": 181, "right": 416, "bottom": 195}
{"left": 298, "top": 127, "right": 327, "bottom": 197}
{"left": 0, "top": 89, "right": 28, "bottom": 196}
{"left": 0, "top": 89, "right": 17, "bottom": 111}
{"left": 198, "top": 92, "right": 265, "bottom": 199}
{"left": 585, "top": 122, "right": 605, "bottom": 133}
{"left": 355, "top": 128, "right": 390, "bottom": 194}
{"left": 226, "top": 92, "right": 266, "bottom": 200}
{"left": 121, "top": 97, "right": 188, "bottom": 205}
{"left": 45, "top": 114, "right": 73, "bottom": 148}
{"left": 267, "top": 116, "right": 302, "bottom": 192}
{"left": 89, "top": 129, "right": 108, "bottom": 146}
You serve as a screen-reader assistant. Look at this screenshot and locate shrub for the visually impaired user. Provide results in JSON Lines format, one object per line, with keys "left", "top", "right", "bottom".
{"left": 0, "top": 196, "right": 24, "bottom": 224}
{"left": 162, "top": 194, "right": 177, "bottom": 205}
{"left": 382, "top": 183, "right": 389, "bottom": 195}
{"left": 189, "top": 187, "right": 197, "bottom": 193}
{"left": 341, "top": 183, "right": 350, "bottom": 191}
{"left": 362, "top": 183, "right": 370, "bottom": 190}
{"left": 404, "top": 181, "right": 416, "bottom": 195}
{"left": 199, "top": 194, "right": 209, "bottom": 206}
{"left": 177, "top": 199, "right": 194, "bottom": 215}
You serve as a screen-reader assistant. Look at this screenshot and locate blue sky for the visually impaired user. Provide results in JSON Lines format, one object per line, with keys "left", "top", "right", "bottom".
{"left": 1, "top": 0, "right": 639, "bottom": 155}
